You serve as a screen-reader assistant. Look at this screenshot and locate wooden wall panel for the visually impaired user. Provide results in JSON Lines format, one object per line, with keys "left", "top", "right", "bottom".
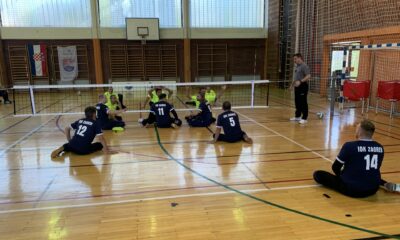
{"left": 3, "top": 40, "right": 94, "bottom": 85}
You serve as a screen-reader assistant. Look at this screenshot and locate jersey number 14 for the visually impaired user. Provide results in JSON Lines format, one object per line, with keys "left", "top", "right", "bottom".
{"left": 364, "top": 154, "right": 378, "bottom": 170}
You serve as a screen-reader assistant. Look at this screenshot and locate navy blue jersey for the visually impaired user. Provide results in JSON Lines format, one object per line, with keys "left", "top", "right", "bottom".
{"left": 96, "top": 103, "right": 109, "bottom": 125}
{"left": 216, "top": 111, "right": 243, "bottom": 138}
{"left": 150, "top": 101, "right": 174, "bottom": 126}
{"left": 336, "top": 140, "right": 384, "bottom": 191}
{"left": 198, "top": 101, "right": 213, "bottom": 122}
{"left": 69, "top": 118, "right": 103, "bottom": 148}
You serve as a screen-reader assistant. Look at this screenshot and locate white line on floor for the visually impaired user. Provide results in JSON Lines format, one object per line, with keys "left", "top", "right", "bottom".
{"left": 0, "top": 184, "right": 319, "bottom": 214}
{"left": 237, "top": 111, "right": 333, "bottom": 163}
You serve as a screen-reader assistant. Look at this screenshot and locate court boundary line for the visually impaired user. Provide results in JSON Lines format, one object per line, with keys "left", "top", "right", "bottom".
{"left": 236, "top": 111, "right": 334, "bottom": 163}
{"left": 153, "top": 126, "right": 399, "bottom": 239}
{"left": 0, "top": 117, "right": 56, "bottom": 157}
{"left": 0, "top": 184, "right": 319, "bottom": 214}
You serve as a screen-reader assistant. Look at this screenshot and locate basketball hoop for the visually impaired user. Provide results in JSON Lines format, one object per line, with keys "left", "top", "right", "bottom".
{"left": 137, "top": 27, "right": 149, "bottom": 45}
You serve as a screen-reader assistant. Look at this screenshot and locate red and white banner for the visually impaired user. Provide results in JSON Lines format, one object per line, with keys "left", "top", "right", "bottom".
{"left": 57, "top": 46, "right": 78, "bottom": 81}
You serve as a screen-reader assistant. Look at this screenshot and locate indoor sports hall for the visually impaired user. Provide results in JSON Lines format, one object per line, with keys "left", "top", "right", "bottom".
{"left": 0, "top": 0, "right": 399, "bottom": 239}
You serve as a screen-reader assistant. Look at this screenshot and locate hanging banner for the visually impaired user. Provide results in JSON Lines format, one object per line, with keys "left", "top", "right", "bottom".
{"left": 57, "top": 46, "right": 78, "bottom": 81}
{"left": 28, "top": 44, "right": 47, "bottom": 77}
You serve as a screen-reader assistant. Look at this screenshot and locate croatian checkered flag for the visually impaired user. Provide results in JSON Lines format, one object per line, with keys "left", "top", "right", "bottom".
{"left": 28, "top": 44, "right": 47, "bottom": 77}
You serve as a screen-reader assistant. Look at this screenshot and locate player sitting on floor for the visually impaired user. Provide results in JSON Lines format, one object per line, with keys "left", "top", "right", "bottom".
{"left": 185, "top": 85, "right": 226, "bottom": 107}
{"left": 96, "top": 94, "right": 126, "bottom": 130}
{"left": 212, "top": 101, "right": 252, "bottom": 144}
{"left": 185, "top": 93, "right": 215, "bottom": 127}
{"left": 141, "top": 93, "right": 182, "bottom": 128}
{"left": 140, "top": 86, "right": 173, "bottom": 124}
{"left": 313, "top": 119, "right": 400, "bottom": 198}
{"left": 106, "top": 95, "right": 123, "bottom": 121}
{"left": 51, "top": 106, "right": 113, "bottom": 157}
{"left": 105, "top": 86, "right": 126, "bottom": 109}
{"left": 143, "top": 86, "right": 173, "bottom": 108}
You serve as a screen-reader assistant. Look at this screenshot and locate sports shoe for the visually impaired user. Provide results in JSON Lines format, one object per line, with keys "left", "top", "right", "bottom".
{"left": 290, "top": 117, "right": 301, "bottom": 121}
{"left": 299, "top": 119, "right": 308, "bottom": 124}
{"left": 4, "top": 100, "right": 11, "bottom": 104}
{"left": 138, "top": 118, "right": 143, "bottom": 124}
{"left": 171, "top": 123, "right": 178, "bottom": 129}
{"left": 384, "top": 182, "right": 400, "bottom": 193}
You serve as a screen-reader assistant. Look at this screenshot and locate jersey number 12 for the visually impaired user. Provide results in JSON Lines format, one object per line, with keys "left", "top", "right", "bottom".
{"left": 77, "top": 125, "right": 87, "bottom": 137}
{"left": 364, "top": 154, "right": 378, "bottom": 170}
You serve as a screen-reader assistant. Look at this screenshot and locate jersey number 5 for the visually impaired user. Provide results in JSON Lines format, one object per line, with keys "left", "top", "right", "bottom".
{"left": 77, "top": 125, "right": 87, "bottom": 137}
{"left": 229, "top": 117, "right": 236, "bottom": 127}
{"left": 364, "top": 154, "right": 378, "bottom": 170}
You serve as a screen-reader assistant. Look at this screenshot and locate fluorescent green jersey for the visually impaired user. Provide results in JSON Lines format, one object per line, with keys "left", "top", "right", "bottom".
{"left": 205, "top": 90, "right": 216, "bottom": 104}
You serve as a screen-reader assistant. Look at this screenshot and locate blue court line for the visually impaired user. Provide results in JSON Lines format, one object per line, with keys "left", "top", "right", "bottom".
{"left": 153, "top": 125, "right": 399, "bottom": 239}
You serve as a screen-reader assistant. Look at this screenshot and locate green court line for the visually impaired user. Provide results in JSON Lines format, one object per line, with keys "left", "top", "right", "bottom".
{"left": 154, "top": 126, "right": 399, "bottom": 239}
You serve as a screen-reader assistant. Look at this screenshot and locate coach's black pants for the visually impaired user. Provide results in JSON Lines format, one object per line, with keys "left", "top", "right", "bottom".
{"left": 313, "top": 170, "right": 379, "bottom": 198}
{"left": 63, "top": 142, "right": 103, "bottom": 155}
{"left": 294, "top": 87, "right": 308, "bottom": 120}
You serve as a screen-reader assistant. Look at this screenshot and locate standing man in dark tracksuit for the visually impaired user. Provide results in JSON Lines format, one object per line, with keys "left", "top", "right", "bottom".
{"left": 290, "top": 53, "right": 311, "bottom": 124}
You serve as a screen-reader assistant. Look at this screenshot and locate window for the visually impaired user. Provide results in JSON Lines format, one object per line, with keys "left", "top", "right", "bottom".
{"left": 99, "top": 0, "right": 182, "bottom": 28}
{"left": 0, "top": 0, "right": 91, "bottom": 27}
{"left": 190, "top": 0, "right": 264, "bottom": 28}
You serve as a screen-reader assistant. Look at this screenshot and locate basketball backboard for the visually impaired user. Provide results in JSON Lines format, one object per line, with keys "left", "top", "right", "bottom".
{"left": 126, "top": 18, "right": 160, "bottom": 43}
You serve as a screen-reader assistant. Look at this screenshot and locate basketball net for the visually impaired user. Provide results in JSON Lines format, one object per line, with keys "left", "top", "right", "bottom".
{"left": 140, "top": 35, "right": 146, "bottom": 45}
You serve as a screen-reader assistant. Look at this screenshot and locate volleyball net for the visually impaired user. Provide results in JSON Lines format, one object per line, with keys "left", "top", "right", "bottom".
{"left": 12, "top": 80, "right": 270, "bottom": 116}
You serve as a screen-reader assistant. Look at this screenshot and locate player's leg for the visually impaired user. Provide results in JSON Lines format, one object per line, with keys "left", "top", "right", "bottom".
{"left": 141, "top": 112, "right": 155, "bottom": 127}
{"left": 313, "top": 170, "right": 347, "bottom": 193}
{"left": 69, "top": 142, "right": 103, "bottom": 155}
{"left": 210, "top": 117, "right": 216, "bottom": 124}
{"left": 213, "top": 133, "right": 230, "bottom": 142}
{"left": 51, "top": 143, "right": 70, "bottom": 158}
{"left": 187, "top": 118, "right": 206, "bottom": 127}
{"left": 380, "top": 179, "right": 400, "bottom": 193}
{"left": 80, "top": 142, "right": 103, "bottom": 154}
{"left": 242, "top": 131, "right": 253, "bottom": 144}
{"left": 118, "top": 94, "right": 126, "bottom": 109}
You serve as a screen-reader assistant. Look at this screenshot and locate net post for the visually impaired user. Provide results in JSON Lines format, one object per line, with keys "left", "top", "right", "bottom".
{"left": 329, "top": 76, "right": 335, "bottom": 118}
{"left": 250, "top": 80, "right": 255, "bottom": 108}
{"left": 339, "top": 47, "right": 348, "bottom": 111}
{"left": 29, "top": 86, "right": 36, "bottom": 115}
{"left": 12, "top": 88, "right": 16, "bottom": 115}
{"left": 266, "top": 81, "right": 270, "bottom": 107}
